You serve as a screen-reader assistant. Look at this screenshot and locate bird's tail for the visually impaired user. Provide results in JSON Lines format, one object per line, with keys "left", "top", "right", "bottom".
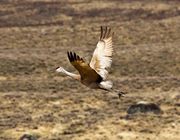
{"left": 99, "top": 80, "right": 113, "bottom": 90}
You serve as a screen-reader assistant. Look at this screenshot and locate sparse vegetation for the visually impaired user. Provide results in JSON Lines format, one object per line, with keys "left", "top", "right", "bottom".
{"left": 0, "top": 0, "right": 180, "bottom": 139}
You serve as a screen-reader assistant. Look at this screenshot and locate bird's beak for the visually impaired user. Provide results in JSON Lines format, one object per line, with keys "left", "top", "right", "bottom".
{"left": 56, "top": 67, "right": 61, "bottom": 72}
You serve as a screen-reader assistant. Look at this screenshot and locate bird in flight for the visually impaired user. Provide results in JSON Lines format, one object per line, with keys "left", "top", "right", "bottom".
{"left": 56, "top": 26, "right": 124, "bottom": 96}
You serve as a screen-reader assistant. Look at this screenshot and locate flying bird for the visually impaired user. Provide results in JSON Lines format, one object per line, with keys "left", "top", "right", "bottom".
{"left": 56, "top": 26, "right": 124, "bottom": 97}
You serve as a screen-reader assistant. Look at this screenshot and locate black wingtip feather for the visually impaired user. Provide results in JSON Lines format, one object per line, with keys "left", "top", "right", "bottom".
{"left": 70, "top": 51, "right": 74, "bottom": 61}
{"left": 67, "top": 51, "right": 83, "bottom": 62}
{"left": 73, "top": 52, "right": 76, "bottom": 60}
{"left": 103, "top": 26, "right": 107, "bottom": 38}
{"left": 67, "top": 51, "right": 73, "bottom": 62}
{"left": 100, "top": 26, "right": 103, "bottom": 40}
{"left": 100, "top": 26, "right": 112, "bottom": 40}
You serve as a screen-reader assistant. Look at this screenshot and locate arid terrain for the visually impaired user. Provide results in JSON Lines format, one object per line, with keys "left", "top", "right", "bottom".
{"left": 0, "top": 0, "right": 180, "bottom": 140}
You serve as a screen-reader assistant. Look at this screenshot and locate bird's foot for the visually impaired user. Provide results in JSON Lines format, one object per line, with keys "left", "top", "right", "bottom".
{"left": 117, "top": 91, "right": 127, "bottom": 99}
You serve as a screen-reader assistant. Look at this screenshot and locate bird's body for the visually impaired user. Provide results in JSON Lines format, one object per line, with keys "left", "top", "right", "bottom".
{"left": 56, "top": 26, "right": 114, "bottom": 91}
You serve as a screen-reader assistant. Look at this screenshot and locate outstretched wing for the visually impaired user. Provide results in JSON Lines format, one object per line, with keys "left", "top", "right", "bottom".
{"left": 67, "top": 51, "right": 101, "bottom": 82}
{"left": 89, "top": 26, "right": 113, "bottom": 80}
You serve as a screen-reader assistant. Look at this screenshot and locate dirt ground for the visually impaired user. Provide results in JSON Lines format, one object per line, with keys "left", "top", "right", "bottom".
{"left": 0, "top": 0, "right": 180, "bottom": 140}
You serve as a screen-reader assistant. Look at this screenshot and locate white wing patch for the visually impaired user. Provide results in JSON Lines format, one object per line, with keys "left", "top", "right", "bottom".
{"left": 89, "top": 27, "right": 113, "bottom": 80}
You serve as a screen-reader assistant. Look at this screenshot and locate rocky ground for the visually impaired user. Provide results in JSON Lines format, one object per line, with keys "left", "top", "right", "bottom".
{"left": 0, "top": 0, "right": 180, "bottom": 139}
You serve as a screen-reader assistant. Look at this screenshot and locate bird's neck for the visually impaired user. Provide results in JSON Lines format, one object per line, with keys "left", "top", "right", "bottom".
{"left": 58, "top": 67, "right": 80, "bottom": 81}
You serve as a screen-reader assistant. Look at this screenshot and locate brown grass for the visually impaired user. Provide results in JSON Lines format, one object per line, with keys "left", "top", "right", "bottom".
{"left": 0, "top": 0, "right": 180, "bottom": 139}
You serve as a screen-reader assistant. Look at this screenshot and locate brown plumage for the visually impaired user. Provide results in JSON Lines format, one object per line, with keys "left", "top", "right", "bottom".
{"left": 66, "top": 51, "right": 102, "bottom": 88}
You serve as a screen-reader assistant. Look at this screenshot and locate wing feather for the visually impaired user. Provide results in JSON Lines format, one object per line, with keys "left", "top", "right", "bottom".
{"left": 67, "top": 51, "right": 101, "bottom": 82}
{"left": 89, "top": 26, "right": 113, "bottom": 80}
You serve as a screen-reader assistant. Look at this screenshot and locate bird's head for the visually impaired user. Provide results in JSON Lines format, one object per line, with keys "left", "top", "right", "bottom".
{"left": 56, "top": 67, "right": 65, "bottom": 73}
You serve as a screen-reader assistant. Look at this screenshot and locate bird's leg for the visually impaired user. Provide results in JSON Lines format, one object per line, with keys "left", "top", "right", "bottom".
{"left": 111, "top": 89, "right": 127, "bottom": 99}
{"left": 56, "top": 67, "right": 80, "bottom": 81}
